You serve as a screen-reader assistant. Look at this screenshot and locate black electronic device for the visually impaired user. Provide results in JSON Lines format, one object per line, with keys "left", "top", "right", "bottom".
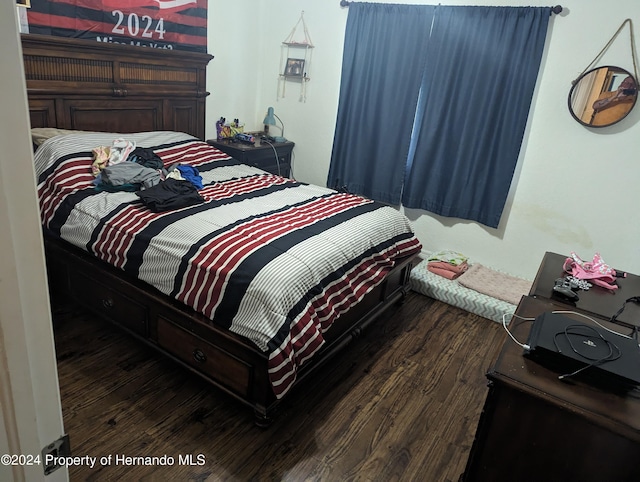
{"left": 524, "top": 311, "right": 640, "bottom": 392}
{"left": 552, "top": 277, "right": 579, "bottom": 302}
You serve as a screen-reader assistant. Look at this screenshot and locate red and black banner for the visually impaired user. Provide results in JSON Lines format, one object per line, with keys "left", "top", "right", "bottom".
{"left": 26, "top": 0, "right": 207, "bottom": 53}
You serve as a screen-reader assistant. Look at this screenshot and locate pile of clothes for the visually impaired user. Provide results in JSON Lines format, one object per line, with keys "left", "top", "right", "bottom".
{"left": 426, "top": 250, "right": 469, "bottom": 280}
{"left": 91, "top": 138, "right": 204, "bottom": 212}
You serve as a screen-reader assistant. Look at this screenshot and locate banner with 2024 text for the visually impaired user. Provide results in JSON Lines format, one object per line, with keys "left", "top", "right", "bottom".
{"left": 26, "top": 0, "right": 207, "bottom": 53}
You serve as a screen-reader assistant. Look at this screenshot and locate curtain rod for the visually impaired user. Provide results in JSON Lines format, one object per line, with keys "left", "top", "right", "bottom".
{"left": 338, "top": 1, "right": 563, "bottom": 15}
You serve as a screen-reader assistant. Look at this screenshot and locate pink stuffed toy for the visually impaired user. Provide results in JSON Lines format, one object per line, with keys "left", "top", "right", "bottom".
{"left": 563, "top": 252, "right": 620, "bottom": 291}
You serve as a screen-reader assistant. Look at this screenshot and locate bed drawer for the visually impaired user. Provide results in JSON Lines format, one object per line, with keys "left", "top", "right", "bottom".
{"left": 68, "top": 271, "right": 148, "bottom": 336}
{"left": 156, "top": 316, "right": 252, "bottom": 398}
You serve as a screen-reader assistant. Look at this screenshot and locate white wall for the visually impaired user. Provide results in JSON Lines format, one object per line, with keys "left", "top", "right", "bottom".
{"left": 209, "top": 0, "right": 640, "bottom": 280}
{"left": 0, "top": 6, "right": 67, "bottom": 482}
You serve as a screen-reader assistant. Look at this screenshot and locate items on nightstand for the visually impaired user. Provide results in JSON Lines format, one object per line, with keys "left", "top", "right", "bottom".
{"left": 234, "top": 133, "right": 255, "bottom": 145}
{"left": 216, "top": 117, "right": 245, "bottom": 140}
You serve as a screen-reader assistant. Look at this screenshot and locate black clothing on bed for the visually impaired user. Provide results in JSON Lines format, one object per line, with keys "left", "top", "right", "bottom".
{"left": 128, "top": 147, "right": 164, "bottom": 170}
{"left": 136, "top": 178, "right": 204, "bottom": 212}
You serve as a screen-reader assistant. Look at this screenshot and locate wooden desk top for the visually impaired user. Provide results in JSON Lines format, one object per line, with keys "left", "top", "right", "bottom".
{"left": 489, "top": 296, "right": 640, "bottom": 441}
{"left": 530, "top": 251, "right": 640, "bottom": 328}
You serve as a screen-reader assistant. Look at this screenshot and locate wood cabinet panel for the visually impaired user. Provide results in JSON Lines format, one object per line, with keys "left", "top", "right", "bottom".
{"left": 157, "top": 316, "right": 252, "bottom": 398}
{"left": 22, "top": 34, "right": 212, "bottom": 139}
{"left": 165, "top": 100, "right": 198, "bottom": 137}
{"left": 63, "top": 99, "right": 163, "bottom": 133}
{"left": 28, "top": 98, "right": 57, "bottom": 128}
{"left": 68, "top": 270, "right": 148, "bottom": 337}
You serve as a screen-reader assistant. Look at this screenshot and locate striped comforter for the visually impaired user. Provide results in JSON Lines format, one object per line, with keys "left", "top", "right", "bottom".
{"left": 35, "top": 131, "right": 422, "bottom": 398}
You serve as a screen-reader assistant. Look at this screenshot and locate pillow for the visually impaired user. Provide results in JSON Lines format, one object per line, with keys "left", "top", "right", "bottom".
{"left": 31, "top": 127, "right": 83, "bottom": 146}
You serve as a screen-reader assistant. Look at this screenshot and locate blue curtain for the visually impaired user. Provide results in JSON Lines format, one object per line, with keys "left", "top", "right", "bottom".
{"left": 327, "top": 3, "right": 436, "bottom": 204}
{"left": 401, "top": 6, "right": 551, "bottom": 228}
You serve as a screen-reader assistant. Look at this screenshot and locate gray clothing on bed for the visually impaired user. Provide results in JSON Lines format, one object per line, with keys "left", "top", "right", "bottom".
{"left": 100, "top": 162, "right": 163, "bottom": 189}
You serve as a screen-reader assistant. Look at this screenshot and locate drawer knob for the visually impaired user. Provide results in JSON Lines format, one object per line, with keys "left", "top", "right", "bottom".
{"left": 102, "top": 298, "right": 114, "bottom": 309}
{"left": 193, "top": 348, "right": 207, "bottom": 364}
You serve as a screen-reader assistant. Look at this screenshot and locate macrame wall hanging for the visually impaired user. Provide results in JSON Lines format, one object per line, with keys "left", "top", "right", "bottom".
{"left": 278, "top": 11, "right": 313, "bottom": 102}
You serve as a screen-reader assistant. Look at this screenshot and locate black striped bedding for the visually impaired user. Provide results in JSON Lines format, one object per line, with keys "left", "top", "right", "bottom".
{"left": 35, "top": 131, "right": 422, "bottom": 398}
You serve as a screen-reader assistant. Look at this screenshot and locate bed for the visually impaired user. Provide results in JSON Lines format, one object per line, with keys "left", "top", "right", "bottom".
{"left": 23, "top": 34, "right": 422, "bottom": 425}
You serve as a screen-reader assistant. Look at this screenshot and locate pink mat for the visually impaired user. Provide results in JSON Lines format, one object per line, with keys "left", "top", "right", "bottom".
{"left": 457, "top": 263, "right": 532, "bottom": 306}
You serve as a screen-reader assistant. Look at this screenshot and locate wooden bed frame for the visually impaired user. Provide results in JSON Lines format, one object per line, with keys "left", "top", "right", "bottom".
{"left": 23, "top": 34, "right": 417, "bottom": 425}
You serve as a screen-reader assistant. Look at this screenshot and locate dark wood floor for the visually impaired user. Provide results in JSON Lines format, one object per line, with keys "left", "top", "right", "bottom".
{"left": 52, "top": 291, "right": 506, "bottom": 481}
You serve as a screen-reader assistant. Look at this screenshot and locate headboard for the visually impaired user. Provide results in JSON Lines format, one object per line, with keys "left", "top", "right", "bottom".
{"left": 21, "top": 34, "right": 214, "bottom": 139}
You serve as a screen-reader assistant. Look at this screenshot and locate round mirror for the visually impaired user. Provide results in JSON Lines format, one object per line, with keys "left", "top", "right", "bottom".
{"left": 568, "top": 66, "right": 638, "bottom": 127}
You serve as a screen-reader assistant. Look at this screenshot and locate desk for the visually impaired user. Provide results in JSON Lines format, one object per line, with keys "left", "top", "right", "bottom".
{"left": 207, "top": 137, "right": 294, "bottom": 177}
{"left": 530, "top": 251, "right": 640, "bottom": 328}
{"left": 462, "top": 295, "right": 640, "bottom": 481}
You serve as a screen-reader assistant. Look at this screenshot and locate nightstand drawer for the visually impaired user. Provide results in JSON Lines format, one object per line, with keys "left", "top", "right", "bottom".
{"left": 246, "top": 156, "right": 290, "bottom": 177}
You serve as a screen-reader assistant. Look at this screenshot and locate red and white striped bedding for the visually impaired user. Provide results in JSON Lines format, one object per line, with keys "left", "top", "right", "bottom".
{"left": 35, "top": 131, "right": 422, "bottom": 398}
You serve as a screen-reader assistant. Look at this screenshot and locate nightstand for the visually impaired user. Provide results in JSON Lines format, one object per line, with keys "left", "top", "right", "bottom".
{"left": 207, "top": 137, "right": 294, "bottom": 177}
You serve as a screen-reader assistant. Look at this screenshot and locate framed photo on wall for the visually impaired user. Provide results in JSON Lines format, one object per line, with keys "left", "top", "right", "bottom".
{"left": 16, "top": 0, "right": 31, "bottom": 6}
{"left": 284, "top": 58, "right": 305, "bottom": 77}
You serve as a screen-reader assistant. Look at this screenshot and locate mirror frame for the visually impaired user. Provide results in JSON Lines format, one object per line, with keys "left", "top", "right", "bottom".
{"left": 568, "top": 66, "right": 638, "bottom": 128}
